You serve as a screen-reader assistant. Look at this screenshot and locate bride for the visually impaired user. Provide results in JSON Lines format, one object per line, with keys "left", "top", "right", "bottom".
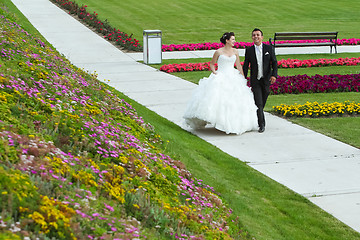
{"left": 183, "top": 32, "right": 258, "bottom": 135}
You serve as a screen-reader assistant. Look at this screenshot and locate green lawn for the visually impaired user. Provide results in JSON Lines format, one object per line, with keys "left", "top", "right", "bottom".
{"left": 5, "top": 0, "right": 360, "bottom": 239}
{"left": 61, "top": 0, "right": 360, "bottom": 237}
{"left": 72, "top": 0, "right": 360, "bottom": 44}
{"left": 1, "top": 0, "right": 48, "bottom": 42}
{"left": 149, "top": 54, "right": 360, "bottom": 148}
{"left": 266, "top": 92, "right": 360, "bottom": 148}
{"left": 150, "top": 53, "right": 360, "bottom": 83}
{"left": 164, "top": 65, "right": 360, "bottom": 84}
{"left": 116, "top": 89, "right": 360, "bottom": 240}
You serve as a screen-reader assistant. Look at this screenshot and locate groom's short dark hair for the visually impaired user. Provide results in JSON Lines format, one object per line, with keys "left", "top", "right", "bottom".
{"left": 252, "top": 28, "right": 263, "bottom": 36}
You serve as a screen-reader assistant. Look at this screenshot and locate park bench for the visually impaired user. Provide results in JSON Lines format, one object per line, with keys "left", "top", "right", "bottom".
{"left": 269, "top": 32, "right": 338, "bottom": 53}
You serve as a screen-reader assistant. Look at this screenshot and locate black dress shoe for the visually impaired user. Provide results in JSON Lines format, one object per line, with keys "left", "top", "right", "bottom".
{"left": 258, "top": 126, "right": 265, "bottom": 133}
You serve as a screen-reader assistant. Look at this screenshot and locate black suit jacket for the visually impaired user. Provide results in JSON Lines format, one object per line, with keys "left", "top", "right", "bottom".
{"left": 243, "top": 43, "right": 278, "bottom": 87}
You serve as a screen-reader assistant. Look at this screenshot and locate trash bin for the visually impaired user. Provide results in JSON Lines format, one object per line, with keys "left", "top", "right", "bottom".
{"left": 143, "top": 30, "right": 162, "bottom": 64}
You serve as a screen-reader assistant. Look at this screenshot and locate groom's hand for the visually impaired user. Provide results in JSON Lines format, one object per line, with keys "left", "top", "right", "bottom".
{"left": 270, "top": 76, "right": 276, "bottom": 84}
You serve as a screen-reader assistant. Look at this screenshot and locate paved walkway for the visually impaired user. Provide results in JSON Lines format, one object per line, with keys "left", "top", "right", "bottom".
{"left": 12, "top": 0, "right": 360, "bottom": 233}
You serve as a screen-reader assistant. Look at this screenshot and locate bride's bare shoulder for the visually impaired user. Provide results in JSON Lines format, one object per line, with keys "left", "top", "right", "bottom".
{"left": 216, "top": 48, "right": 224, "bottom": 54}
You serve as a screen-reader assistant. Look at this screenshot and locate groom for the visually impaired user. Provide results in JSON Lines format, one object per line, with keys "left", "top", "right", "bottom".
{"left": 243, "top": 28, "right": 278, "bottom": 133}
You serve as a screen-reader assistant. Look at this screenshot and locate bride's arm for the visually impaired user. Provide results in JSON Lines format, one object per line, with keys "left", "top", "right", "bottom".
{"left": 235, "top": 51, "right": 244, "bottom": 76}
{"left": 210, "top": 50, "right": 220, "bottom": 74}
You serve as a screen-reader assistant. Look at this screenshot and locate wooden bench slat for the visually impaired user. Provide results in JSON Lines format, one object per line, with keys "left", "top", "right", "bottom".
{"left": 270, "top": 31, "right": 338, "bottom": 53}
{"left": 274, "top": 42, "right": 336, "bottom": 47}
{"left": 275, "top": 36, "right": 337, "bottom": 40}
{"left": 275, "top": 32, "right": 337, "bottom": 36}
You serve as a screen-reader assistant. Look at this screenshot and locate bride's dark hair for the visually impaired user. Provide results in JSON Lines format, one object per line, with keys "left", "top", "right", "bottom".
{"left": 220, "top": 32, "right": 235, "bottom": 44}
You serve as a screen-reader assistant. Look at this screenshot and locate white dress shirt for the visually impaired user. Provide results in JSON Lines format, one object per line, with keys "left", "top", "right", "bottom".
{"left": 255, "top": 44, "right": 263, "bottom": 80}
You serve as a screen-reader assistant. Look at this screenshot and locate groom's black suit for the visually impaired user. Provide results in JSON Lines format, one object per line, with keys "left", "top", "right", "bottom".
{"left": 243, "top": 43, "right": 278, "bottom": 128}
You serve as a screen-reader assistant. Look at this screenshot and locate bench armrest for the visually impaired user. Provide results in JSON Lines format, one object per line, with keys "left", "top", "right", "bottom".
{"left": 269, "top": 38, "right": 275, "bottom": 46}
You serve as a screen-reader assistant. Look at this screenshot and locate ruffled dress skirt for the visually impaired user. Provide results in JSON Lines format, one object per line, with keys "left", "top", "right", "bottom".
{"left": 183, "top": 55, "right": 258, "bottom": 135}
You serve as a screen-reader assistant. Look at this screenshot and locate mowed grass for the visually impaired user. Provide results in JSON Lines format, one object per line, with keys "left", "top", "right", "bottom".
{"left": 115, "top": 89, "right": 360, "bottom": 240}
{"left": 60, "top": 1, "right": 360, "bottom": 237}
{"left": 150, "top": 52, "right": 360, "bottom": 83}
{"left": 266, "top": 92, "right": 360, "bottom": 148}
{"left": 159, "top": 65, "right": 360, "bottom": 84}
{"left": 150, "top": 53, "right": 360, "bottom": 148}
{"left": 72, "top": 0, "right": 360, "bottom": 44}
{"left": 5, "top": 0, "right": 360, "bottom": 239}
{"left": 1, "top": 0, "right": 47, "bottom": 41}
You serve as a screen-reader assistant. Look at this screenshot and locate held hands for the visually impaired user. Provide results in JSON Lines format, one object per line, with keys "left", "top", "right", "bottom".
{"left": 270, "top": 76, "right": 276, "bottom": 84}
{"left": 237, "top": 70, "right": 245, "bottom": 78}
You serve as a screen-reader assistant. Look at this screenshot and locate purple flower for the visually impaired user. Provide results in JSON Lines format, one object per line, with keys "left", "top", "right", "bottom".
{"left": 92, "top": 213, "right": 100, "bottom": 217}
{"left": 104, "top": 203, "right": 114, "bottom": 212}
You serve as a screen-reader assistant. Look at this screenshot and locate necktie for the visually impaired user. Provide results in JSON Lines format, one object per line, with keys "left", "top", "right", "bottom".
{"left": 256, "top": 45, "right": 263, "bottom": 79}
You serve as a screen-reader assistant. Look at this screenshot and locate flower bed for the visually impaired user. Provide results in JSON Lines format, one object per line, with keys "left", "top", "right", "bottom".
{"left": 0, "top": 13, "right": 244, "bottom": 239}
{"left": 270, "top": 73, "right": 360, "bottom": 95}
{"left": 278, "top": 57, "right": 360, "bottom": 68}
{"left": 273, "top": 101, "right": 360, "bottom": 117}
{"left": 28, "top": 0, "right": 360, "bottom": 54}
{"left": 50, "top": 0, "right": 142, "bottom": 51}
{"left": 162, "top": 39, "right": 360, "bottom": 51}
{"left": 160, "top": 62, "right": 215, "bottom": 73}
{"left": 159, "top": 63, "right": 360, "bottom": 95}
{"left": 159, "top": 57, "right": 360, "bottom": 73}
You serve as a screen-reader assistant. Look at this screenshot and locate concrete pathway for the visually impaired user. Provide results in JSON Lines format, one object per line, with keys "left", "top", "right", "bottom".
{"left": 11, "top": 0, "right": 360, "bottom": 233}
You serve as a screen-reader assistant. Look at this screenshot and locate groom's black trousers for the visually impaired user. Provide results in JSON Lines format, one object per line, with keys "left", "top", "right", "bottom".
{"left": 252, "top": 77, "right": 270, "bottom": 128}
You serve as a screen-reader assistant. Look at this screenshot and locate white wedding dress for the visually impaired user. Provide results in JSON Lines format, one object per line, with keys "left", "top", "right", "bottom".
{"left": 183, "top": 54, "right": 258, "bottom": 135}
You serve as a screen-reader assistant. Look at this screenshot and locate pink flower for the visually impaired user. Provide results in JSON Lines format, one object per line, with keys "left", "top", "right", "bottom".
{"left": 160, "top": 57, "right": 360, "bottom": 73}
{"left": 162, "top": 38, "right": 360, "bottom": 52}
{"left": 92, "top": 213, "right": 100, "bottom": 217}
{"left": 104, "top": 203, "right": 114, "bottom": 212}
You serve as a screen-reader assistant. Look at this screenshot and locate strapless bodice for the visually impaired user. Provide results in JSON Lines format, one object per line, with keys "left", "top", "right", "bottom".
{"left": 217, "top": 54, "right": 236, "bottom": 73}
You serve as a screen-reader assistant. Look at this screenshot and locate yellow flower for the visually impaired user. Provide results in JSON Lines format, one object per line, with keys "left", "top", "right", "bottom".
{"left": 72, "top": 170, "right": 98, "bottom": 187}
{"left": 29, "top": 211, "right": 47, "bottom": 229}
{"left": 19, "top": 207, "right": 29, "bottom": 212}
{"left": 274, "top": 101, "right": 360, "bottom": 117}
{"left": 0, "top": 76, "right": 6, "bottom": 83}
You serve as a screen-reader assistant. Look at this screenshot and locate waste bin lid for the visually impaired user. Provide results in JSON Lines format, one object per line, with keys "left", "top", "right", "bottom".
{"left": 143, "top": 30, "right": 162, "bottom": 35}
